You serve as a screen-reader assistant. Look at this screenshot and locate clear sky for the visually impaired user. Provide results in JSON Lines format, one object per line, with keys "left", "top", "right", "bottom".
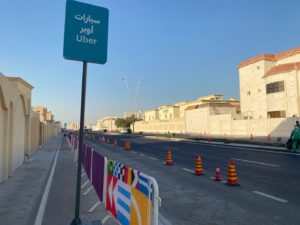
{"left": 1, "top": 0, "right": 300, "bottom": 125}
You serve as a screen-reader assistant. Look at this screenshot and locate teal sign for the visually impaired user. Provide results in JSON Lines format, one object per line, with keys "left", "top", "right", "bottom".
{"left": 63, "top": 0, "right": 109, "bottom": 64}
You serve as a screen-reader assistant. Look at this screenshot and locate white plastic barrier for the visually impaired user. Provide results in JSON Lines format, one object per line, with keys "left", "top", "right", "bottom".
{"left": 67, "top": 133, "right": 161, "bottom": 225}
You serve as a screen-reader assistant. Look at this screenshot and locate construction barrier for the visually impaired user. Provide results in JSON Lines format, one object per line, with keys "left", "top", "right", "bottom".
{"left": 165, "top": 149, "right": 174, "bottom": 165}
{"left": 194, "top": 155, "right": 204, "bottom": 175}
{"left": 226, "top": 159, "right": 239, "bottom": 186}
{"left": 124, "top": 140, "right": 131, "bottom": 151}
{"left": 67, "top": 133, "right": 161, "bottom": 225}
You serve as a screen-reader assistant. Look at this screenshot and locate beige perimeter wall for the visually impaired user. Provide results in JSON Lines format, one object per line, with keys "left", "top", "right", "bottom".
{"left": 134, "top": 118, "right": 185, "bottom": 133}
{"left": 0, "top": 74, "right": 60, "bottom": 183}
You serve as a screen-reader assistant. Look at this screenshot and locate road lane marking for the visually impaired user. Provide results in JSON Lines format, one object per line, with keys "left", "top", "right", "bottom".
{"left": 81, "top": 180, "right": 89, "bottom": 189}
{"left": 131, "top": 151, "right": 137, "bottom": 153}
{"left": 182, "top": 168, "right": 194, "bottom": 173}
{"left": 232, "top": 158, "right": 280, "bottom": 167}
{"left": 150, "top": 157, "right": 158, "bottom": 160}
{"left": 159, "top": 213, "right": 173, "bottom": 225}
{"left": 102, "top": 214, "right": 113, "bottom": 224}
{"left": 252, "top": 191, "right": 288, "bottom": 203}
{"left": 34, "top": 137, "right": 62, "bottom": 225}
{"left": 140, "top": 153, "right": 145, "bottom": 157}
{"left": 88, "top": 201, "right": 100, "bottom": 213}
{"left": 83, "top": 186, "right": 93, "bottom": 195}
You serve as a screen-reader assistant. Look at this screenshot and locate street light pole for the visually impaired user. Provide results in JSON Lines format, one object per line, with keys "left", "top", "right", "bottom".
{"left": 121, "top": 76, "right": 133, "bottom": 113}
{"left": 133, "top": 79, "right": 146, "bottom": 116}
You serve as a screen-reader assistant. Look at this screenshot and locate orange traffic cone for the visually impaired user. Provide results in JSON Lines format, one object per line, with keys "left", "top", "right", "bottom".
{"left": 106, "top": 137, "right": 110, "bottom": 144}
{"left": 226, "top": 159, "right": 239, "bottom": 186}
{"left": 224, "top": 133, "right": 227, "bottom": 140}
{"left": 99, "top": 137, "right": 102, "bottom": 143}
{"left": 124, "top": 140, "right": 131, "bottom": 151}
{"left": 214, "top": 164, "right": 222, "bottom": 181}
{"left": 113, "top": 138, "right": 118, "bottom": 146}
{"left": 194, "top": 155, "right": 204, "bottom": 175}
{"left": 165, "top": 149, "right": 174, "bottom": 165}
{"left": 208, "top": 138, "right": 211, "bottom": 143}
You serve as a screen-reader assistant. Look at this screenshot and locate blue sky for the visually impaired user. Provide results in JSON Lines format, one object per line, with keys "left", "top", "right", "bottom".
{"left": 1, "top": 0, "right": 300, "bottom": 125}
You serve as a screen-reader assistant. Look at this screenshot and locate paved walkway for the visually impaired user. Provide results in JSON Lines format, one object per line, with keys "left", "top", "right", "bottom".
{"left": 0, "top": 135, "right": 117, "bottom": 225}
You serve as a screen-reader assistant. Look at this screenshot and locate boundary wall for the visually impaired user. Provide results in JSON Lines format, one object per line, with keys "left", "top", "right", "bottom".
{"left": 134, "top": 118, "right": 184, "bottom": 134}
{"left": 0, "top": 73, "right": 60, "bottom": 183}
{"left": 186, "top": 114, "right": 299, "bottom": 138}
{"left": 135, "top": 110, "right": 299, "bottom": 138}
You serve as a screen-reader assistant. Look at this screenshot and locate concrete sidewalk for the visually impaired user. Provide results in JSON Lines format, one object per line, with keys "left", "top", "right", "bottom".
{"left": 0, "top": 136, "right": 60, "bottom": 225}
{"left": 0, "top": 135, "right": 118, "bottom": 225}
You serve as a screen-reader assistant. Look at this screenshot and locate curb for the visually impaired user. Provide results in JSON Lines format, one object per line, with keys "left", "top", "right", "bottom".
{"left": 144, "top": 135, "right": 300, "bottom": 153}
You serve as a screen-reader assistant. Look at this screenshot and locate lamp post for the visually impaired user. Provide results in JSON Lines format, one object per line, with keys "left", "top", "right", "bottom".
{"left": 121, "top": 77, "right": 146, "bottom": 133}
{"left": 121, "top": 76, "right": 133, "bottom": 113}
{"left": 133, "top": 79, "right": 146, "bottom": 116}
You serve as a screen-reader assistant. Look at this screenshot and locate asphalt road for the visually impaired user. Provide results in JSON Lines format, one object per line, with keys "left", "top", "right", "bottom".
{"left": 84, "top": 133, "right": 300, "bottom": 225}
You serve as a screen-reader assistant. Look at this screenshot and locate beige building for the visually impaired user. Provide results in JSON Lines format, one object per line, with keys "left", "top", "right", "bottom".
{"left": 0, "top": 75, "right": 33, "bottom": 182}
{"left": 32, "top": 106, "right": 59, "bottom": 145}
{"left": 95, "top": 116, "right": 118, "bottom": 131}
{"left": 175, "top": 94, "right": 224, "bottom": 118}
{"left": 67, "top": 122, "right": 79, "bottom": 131}
{"left": 144, "top": 109, "right": 159, "bottom": 122}
{"left": 185, "top": 102, "right": 241, "bottom": 134}
{"left": 158, "top": 105, "right": 180, "bottom": 120}
{"left": 123, "top": 111, "right": 144, "bottom": 120}
{"left": 239, "top": 46, "right": 300, "bottom": 119}
{"left": 135, "top": 95, "right": 238, "bottom": 134}
{"left": 0, "top": 73, "right": 59, "bottom": 183}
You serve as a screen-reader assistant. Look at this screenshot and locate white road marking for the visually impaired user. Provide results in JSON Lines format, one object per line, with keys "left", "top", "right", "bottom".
{"left": 83, "top": 186, "right": 93, "bottom": 195}
{"left": 150, "top": 157, "right": 158, "bottom": 160}
{"left": 140, "top": 153, "right": 145, "bottom": 157}
{"left": 88, "top": 201, "right": 100, "bottom": 213}
{"left": 131, "top": 151, "right": 137, "bottom": 153}
{"left": 34, "top": 137, "right": 62, "bottom": 225}
{"left": 253, "top": 191, "right": 288, "bottom": 203}
{"left": 159, "top": 213, "right": 173, "bottom": 225}
{"left": 182, "top": 168, "right": 194, "bottom": 173}
{"left": 209, "top": 176, "right": 214, "bottom": 180}
{"left": 81, "top": 180, "right": 89, "bottom": 189}
{"left": 232, "top": 158, "right": 280, "bottom": 167}
{"left": 102, "top": 214, "right": 113, "bottom": 224}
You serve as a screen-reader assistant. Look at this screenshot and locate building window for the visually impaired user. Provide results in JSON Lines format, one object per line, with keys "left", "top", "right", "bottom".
{"left": 266, "top": 81, "right": 284, "bottom": 94}
{"left": 267, "top": 111, "right": 286, "bottom": 118}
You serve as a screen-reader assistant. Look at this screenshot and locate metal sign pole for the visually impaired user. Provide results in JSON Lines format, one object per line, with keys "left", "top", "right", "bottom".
{"left": 71, "top": 61, "right": 88, "bottom": 225}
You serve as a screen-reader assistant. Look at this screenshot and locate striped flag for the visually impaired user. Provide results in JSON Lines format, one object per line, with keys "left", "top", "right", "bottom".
{"left": 138, "top": 173, "right": 153, "bottom": 200}
{"left": 117, "top": 181, "right": 131, "bottom": 225}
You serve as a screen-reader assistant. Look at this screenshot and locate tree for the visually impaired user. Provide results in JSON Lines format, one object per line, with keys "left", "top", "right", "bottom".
{"left": 115, "top": 118, "right": 128, "bottom": 128}
{"left": 115, "top": 116, "right": 141, "bottom": 129}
